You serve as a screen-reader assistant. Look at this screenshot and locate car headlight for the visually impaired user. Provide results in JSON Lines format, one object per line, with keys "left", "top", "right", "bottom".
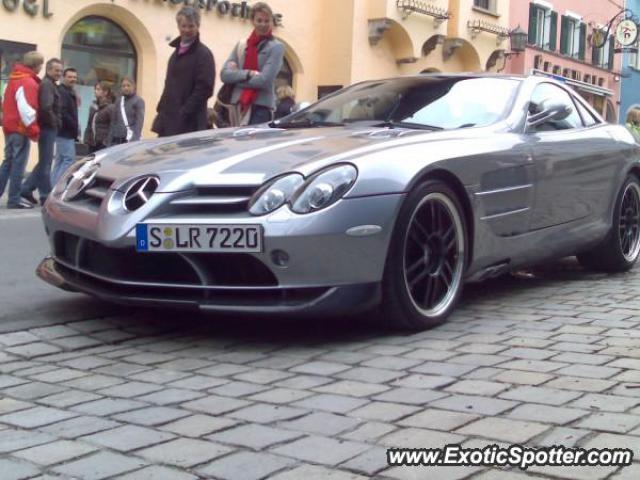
{"left": 51, "top": 156, "right": 94, "bottom": 195}
{"left": 249, "top": 173, "right": 304, "bottom": 215}
{"left": 291, "top": 164, "right": 358, "bottom": 214}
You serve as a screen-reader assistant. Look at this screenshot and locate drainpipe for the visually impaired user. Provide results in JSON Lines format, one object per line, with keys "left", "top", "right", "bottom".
{"left": 448, "top": 0, "right": 461, "bottom": 38}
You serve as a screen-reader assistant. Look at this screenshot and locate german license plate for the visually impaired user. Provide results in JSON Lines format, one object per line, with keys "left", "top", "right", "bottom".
{"left": 136, "top": 224, "right": 263, "bottom": 253}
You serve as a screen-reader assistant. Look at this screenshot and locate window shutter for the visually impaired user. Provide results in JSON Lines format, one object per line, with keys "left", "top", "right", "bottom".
{"left": 560, "top": 15, "right": 569, "bottom": 54}
{"left": 592, "top": 31, "right": 601, "bottom": 66}
{"left": 549, "top": 11, "right": 558, "bottom": 51}
{"left": 608, "top": 36, "right": 615, "bottom": 69}
{"left": 528, "top": 3, "right": 538, "bottom": 44}
{"left": 579, "top": 22, "right": 587, "bottom": 60}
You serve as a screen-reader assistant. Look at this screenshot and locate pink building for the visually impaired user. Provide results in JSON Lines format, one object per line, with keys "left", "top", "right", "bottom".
{"left": 506, "top": 0, "right": 624, "bottom": 121}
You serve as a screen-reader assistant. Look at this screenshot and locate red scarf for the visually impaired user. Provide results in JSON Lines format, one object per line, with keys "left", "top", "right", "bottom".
{"left": 239, "top": 29, "right": 273, "bottom": 112}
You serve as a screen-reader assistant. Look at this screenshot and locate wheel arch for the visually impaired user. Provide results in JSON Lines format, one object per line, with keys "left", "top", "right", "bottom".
{"left": 628, "top": 165, "right": 640, "bottom": 182}
{"left": 409, "top": 168, "right": 475, "bottom": 267}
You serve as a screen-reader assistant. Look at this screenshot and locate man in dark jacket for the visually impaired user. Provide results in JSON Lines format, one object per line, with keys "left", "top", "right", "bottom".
{"left": 152, "top": 6, "right": 215, "bottom": 137}
{"left": 20, "top": 58, "right": 62, "bottom": 205}
{"left": 51, "top": 67, "right": 79, "bottom": 186}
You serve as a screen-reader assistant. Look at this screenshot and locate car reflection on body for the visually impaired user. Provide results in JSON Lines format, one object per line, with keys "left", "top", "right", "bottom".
{"left": 37, "top": 74, "right": 640, "bottom": 330}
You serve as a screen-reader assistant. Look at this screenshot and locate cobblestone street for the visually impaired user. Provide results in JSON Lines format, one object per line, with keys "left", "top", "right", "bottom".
{"left": 0, "top": 256, "right": 638, "bottom": 479}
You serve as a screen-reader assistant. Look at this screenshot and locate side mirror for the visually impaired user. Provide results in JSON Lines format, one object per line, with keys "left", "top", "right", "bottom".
{"left": 527, "top": 99, "right": 573, "bottom": 128}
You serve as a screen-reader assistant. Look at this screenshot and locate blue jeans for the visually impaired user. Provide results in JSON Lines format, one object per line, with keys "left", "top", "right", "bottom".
{"left": 249, "top": 105, "right": 273, "bottom": 125}
{"left": 22, "top": 127, "right": 56, "bottom": 200}
{"left": 0, "top": 133, "right": 31, "bottom": 206}
{"left": 51, "top": 137, "right": 76, "bottom": 187}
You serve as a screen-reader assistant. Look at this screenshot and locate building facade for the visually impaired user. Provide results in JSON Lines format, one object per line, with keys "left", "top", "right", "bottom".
{"left": 1, "top": 0, "right": 512, "bottom": 163}
{"left": 506, "top": 0, "right": 624, "bottom": 122}
{"left": 620, "top": 0, "right": 640, "bottom": 125}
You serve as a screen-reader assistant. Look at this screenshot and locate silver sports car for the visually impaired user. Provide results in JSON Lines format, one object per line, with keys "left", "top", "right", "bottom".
{"left": 38, "top": 74, "right": 640, "bottom": 329}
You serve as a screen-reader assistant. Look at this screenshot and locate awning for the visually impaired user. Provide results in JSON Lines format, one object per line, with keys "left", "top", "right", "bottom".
{"left": 530, "top": 69, "right": 613, "bottom": 97}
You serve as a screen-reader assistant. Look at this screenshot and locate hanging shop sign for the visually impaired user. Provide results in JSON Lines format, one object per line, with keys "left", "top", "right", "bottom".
{"left": 161, "top": 0, "right": 283, "bottom": 26}
{"left": 1, "top": 0, "right": 53, "bottom": 17}
{"left": 615, "top": 19, "right": 638, "bottom": 47}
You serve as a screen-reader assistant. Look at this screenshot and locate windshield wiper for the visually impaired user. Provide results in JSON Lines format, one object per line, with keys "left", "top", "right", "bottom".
{"left": 377, "top": 120, "right": 443, "bottom": 131}
{"left": 269, "top": 118, "right": 345, "bottom": 129}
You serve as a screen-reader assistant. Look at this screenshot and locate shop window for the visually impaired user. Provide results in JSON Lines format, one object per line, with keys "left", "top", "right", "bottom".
{"left": 560, "top": 16, "right": 586, "bottom": 60}
{"left": 0, "top": 39, "right": 36, "bottom": 101}
{"left": 552, "top": 65, "right": 561, "bottom": 75}
{"left": 534, "top": 55, "right": 543, "bottom": 69}
{"left": 62, "top": 16, "right": 137, "bottom": 139}
{"left": 528, "top": 3, "right": 558, "bottom": 51}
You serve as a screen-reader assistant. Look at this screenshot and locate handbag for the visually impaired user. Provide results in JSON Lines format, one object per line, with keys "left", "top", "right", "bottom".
{"left": 217, "top": 83, "right": 234, "bottom": 105}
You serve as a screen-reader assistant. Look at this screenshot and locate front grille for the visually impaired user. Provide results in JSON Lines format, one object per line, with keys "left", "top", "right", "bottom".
{"left": 55, "top": 261, "right": 328, "bottom": 307}
{"left": 66, "top": 176, "right": 114, "bottom": 210}
{"left": 53, "top": 232, "right": 277, "bottom": 287}
{"left": 168, "top": 185, "right": 259, "bottom": 214}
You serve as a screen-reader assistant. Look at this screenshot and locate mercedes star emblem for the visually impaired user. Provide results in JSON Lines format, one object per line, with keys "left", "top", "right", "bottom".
{"left": 123, "top": 176, "right": 160, "bottom": 211}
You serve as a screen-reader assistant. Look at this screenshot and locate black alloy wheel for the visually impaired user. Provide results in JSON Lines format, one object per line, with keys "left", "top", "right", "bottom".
{"left": 382, "top": 180, "right": 467, "bottom": 330}
{"left": 578, "top": 174, "right": 640, "bottom": 272}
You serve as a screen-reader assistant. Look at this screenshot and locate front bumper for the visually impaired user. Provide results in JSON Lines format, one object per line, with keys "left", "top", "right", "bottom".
{"left": 37, "top": 256, "right": 381, "bottom": 316}
{"left": 40, "top": 193, "right": 404, "bottom": 314}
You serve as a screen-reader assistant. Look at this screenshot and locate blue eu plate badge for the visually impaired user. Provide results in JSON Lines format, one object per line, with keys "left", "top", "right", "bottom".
{"left": 136, "top": 224, "right": 149, "bottom": 252}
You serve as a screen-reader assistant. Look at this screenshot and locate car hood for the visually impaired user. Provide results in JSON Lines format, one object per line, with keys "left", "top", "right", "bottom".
{"left": 95, "top": 125, "right": 442, "bottom": 191}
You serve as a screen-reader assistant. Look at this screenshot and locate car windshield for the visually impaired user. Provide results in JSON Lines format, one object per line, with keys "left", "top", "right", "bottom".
{"left": 275, "top": 76, "right": 521, "bottom": 130}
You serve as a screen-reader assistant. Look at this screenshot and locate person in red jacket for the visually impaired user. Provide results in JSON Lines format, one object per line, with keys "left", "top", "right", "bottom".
{"left": 0, "top": 51, "right": 43, "bottom": 209}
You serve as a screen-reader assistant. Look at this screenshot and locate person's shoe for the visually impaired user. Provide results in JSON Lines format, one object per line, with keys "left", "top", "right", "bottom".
{"left": 39, "top": 196, "right": 48, "bottom": 206}
{"left": 20, "top": 191, "right": 37, "bottom": 205}
{"left": 7, "top": 200, "right": 34, "bottom": 209}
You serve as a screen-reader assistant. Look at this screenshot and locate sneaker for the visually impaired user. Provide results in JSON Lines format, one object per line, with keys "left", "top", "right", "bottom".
{"left": 7, "top": 200, "right": 34, "bottom": 209}
{"left": 20, "top": 191, "right": 37, "bottom": 205}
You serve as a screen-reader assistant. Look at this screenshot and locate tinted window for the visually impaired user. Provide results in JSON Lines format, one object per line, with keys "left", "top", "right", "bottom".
{"left": 573, "top": 98, "right": 600, "bottom": 127}
{"left": 529, "top": 83, "right": 584, "bottom": 131}
{"left": 280, "top": 77, "right": 520, "bottom": 130}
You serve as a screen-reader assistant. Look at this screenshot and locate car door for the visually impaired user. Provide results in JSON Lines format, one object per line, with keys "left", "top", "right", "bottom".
{"left": 526, "top": 82, "right": 615, "bottom": 230}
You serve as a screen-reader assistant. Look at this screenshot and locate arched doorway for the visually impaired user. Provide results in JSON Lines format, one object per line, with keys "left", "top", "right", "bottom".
{"left": 62, "top": 16, "right": 137, "bottom": 138}
{"left": 276, "top": 57, "right": 293, "bottom": 89}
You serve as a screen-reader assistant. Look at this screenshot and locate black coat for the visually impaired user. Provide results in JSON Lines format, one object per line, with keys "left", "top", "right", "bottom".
{"left": 38, "top": 75, "right": 61, "bottom": 131}
{"left": 57, "top": 84, "right": 79, "bottom": 140}
{"left": 84, "top": 100, "right": 114, "bottom": 147}
{"left": 153, "top": 35, "right": 215, "bottom": 137}
{"left": 275, "top": 96, "right": 295, "bottom": 119}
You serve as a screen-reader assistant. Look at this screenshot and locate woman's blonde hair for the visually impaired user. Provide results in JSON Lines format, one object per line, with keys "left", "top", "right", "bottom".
{"left": 250, "top": 2, "right": 274, "bottom": 20}
{"left": 277, "top": 85, "right": 294, "bottom": 100}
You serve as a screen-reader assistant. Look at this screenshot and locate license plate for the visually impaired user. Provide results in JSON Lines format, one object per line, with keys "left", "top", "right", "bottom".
{"left": 136, "top": 224, "right": 263, "bottom": 253}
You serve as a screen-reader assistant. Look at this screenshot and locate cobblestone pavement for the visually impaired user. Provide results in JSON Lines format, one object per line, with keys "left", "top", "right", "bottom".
{"left": 1, "top": 259, "right": 640, "bottom": 479}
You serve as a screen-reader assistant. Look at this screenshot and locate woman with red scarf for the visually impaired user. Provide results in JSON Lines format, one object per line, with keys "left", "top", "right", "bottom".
{"left": 220, "top": 2, "right": 285, "bottom": 126}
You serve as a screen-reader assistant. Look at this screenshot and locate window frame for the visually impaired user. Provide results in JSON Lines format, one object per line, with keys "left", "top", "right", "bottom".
{"left": 592, "top": 32, "right": 614, "bottom": 69}
{"left": 529, "top": 3, "right": 557, "bottom": 51}
{"left": 473, "top": 0, "right": 497, "bottom": 14}
{"left": 0, "top": 39, "right": 37, "bottom": 101}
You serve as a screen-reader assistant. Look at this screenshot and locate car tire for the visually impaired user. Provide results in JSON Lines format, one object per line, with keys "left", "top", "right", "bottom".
{"left": 381, "top": 180, "right": 467, "bottom": 330}
{"left": 577, "top": 174, "right": 640, "bottom": 272}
